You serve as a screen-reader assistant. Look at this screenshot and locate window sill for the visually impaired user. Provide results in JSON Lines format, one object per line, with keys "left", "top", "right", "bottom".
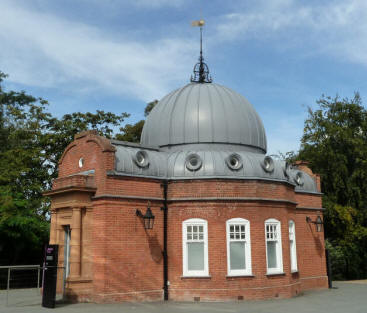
{"left": 291, "top": 270, "right": 299, "bottom": 274}
{"left": 266, "top": 272, "right": 285, "bottom": 277}
{"left": 66, "top": 277, "right": 93, "bottom": 283}
{"left": 181, "top": 275, "right": 211, "bottom": 279}
{"left": 226, "top": 274, "right": 255, "bottom": 278}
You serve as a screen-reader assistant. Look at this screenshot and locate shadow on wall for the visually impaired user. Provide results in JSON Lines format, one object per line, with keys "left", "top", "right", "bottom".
{"left": 307, "top": 223, "right": 324, "bottom": 257}
{"left": 147, "top": 234, "right": 163, "bottom": 263}
{"left": 314, "top": 236, "right": 324, "bottom": 257}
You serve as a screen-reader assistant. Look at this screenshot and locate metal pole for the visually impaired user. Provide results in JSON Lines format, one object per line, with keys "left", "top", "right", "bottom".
{"left": 200, "top": 26, "right": 202, "bottom": 59}
{"left": 6, "top": 267, "right": 10, "bottom": 306}
{"left": 63, "top": 266, "right": 66, "bottom": 299}
{"left": 37, "top": 266, "right": 40, "bottom": 293}
{"left": 326, "top": 248, "right": 333, "bottom": 288}
{"left": 161, "top": 180, "right": 169, "bottom": 301}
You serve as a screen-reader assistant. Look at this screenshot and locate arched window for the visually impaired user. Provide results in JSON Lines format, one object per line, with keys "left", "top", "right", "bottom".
{"left": 289, "top": 220, "right": 298, "bottom": 272}
{"left": 265, "top": 218, "right": 283, "bottom": 274}
{"left": 182, "top": 218, "right": 209, "bottom": 276}
{"left": 226, "top": 218, "right": 252, "bottom": 276}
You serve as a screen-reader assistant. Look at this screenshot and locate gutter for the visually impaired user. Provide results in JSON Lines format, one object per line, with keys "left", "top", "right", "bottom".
{"left": 161, "top": 180, "right": 169, "bottom": 301}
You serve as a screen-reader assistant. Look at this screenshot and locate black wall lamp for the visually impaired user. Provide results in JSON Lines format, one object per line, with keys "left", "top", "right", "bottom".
{"left": 136, "top": 202, "right": 155, "bottom": 230}
{"left": 306, "top": 215, "right": 323, "bottom": 232}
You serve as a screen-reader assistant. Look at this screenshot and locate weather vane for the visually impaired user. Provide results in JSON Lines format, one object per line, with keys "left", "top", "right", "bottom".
{"left": 190, "top": 19, "right": 212, "bottom": 83}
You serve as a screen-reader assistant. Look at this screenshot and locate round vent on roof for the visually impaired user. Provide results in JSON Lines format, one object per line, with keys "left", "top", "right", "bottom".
{"left": 226, "top": 153, "right": 243, "bottom": 171}
{"left": 133, "top": 150, "right": 149, "bottom": 168}
{"left": 294, "top": 171, "right": 304, "bottom": 186}
{"left": 283, "top": 161, "right": 290, "bottom": 178}
{"left": 185, "top": 153, "right": 202, "bottom": 171}
{"left": 261, "top": 156, "right": 274, "bottom": 173}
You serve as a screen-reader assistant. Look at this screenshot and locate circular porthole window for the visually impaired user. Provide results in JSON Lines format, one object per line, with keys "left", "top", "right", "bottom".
{"left": 294, "top": 171, "right": 304, "bottom": 186}
{"left": 133, "top": 150, "right": 149, "bottom": 168}
{"left": 261, "top": 156, "right": 274, "bottom": 173}
{"left": 283, "top": 161, "right": 290, "bottom": 178}
{"left": 225, "top": 153, "right": 243, "bottom": 170}
{"left": 78, "top": 158, "right": 84, "bottom": 168}
{"left": 185, "top": 153, "right": 202, "bottom": 171}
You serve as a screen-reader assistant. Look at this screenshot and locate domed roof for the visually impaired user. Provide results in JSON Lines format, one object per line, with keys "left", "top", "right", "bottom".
{"left": 140, "top": 83, "right": 267, "bottom": 153}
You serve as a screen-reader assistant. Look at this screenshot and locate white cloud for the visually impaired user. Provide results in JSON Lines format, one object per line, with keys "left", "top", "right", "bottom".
{"left": 77, "top": 0, "right": 185, "bottom": 9}
{"left": 216, "top": 0, "right": 367, "bottom": 67}
{"left": 0, "top": 1, "right": 194, "bottom": 101}
{"left": 3, "top": 0, "right": 365, "bottom": 105}
{"left": 133, "top": 0, "right": 185, "bottom": 8}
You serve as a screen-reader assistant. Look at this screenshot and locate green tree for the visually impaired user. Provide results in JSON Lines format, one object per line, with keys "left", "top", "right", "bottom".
{"left": 298, "top": 93, "right": 367, "bottom": 279}
{"left": 0, "top": 71, "right": 129, "bottom": 264}
{"left": 0, "top": 71, "right": 52, "bottom": 263}
{"left": 144, "top": 100, "right": 158, "bottom": 117}
{"left": 116, "top": 99, "right": 157, "bottom": 143}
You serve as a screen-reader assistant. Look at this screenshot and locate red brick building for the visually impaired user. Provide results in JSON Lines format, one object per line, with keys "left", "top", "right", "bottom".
{"left": 45, "top": 62, "right": 328, "bottom": 302}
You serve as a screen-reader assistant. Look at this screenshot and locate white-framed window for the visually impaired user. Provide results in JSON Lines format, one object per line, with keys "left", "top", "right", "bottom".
{"left": 226, "top": 218, "right": 252, "bottom": 276}
{"left": 182, "top": 218, "right": 209, "bottom": 277}
{"left": 265, "top": 218, "right": 283, "bottom": 274}
{"left": 289, "top": 220, "right": 298, "bottom": 272}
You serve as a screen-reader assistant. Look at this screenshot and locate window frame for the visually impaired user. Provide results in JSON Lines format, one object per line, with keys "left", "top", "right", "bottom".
{"left": 182, "top": 218, "right": 209, "bottom": 277}
{"left": 289, "top": 220, "right": 298, "bottom": 272}
{"left": 63, "top": 225, "right": 71, "bottom": 279}
{"left": 265, "top": 218, "right": 283, "bottom": 275}
{"left": 226, "top": 218, "right": 252, "bottom": 276}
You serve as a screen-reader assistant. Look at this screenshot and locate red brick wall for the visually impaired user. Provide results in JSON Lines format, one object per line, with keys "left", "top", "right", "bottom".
{"left": 295, "top": 193, "right": 322, "bottom": 208}
{"left": 103, "top": 176, "right": 163, "bottom": 199}
{"left": 166, "top": 201, "right": 297, "bottom": 301}
{"left": 295, "top": 209, "right": 327, "bottom": 290}
{"left": 86, "top": 180, "right": 326, "bottom": 302}
{"left": 168, "top": 180, "right": 296, "bottom": 203}
{"left": 164, "top": 198, "right": 327, "bottom": 301}
{"left": 91, "top": 199, "right": 164, "bottom": 302}
{"left": 53, "top": 174, "right": 96, "bottom": 190}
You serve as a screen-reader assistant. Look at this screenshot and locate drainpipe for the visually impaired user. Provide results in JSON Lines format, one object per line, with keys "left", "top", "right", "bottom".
{"left": 161, "top": 180, "right": 169, "bottom": 300}
{"left": 325, "top": 248, "right": 333, "bottom": 288}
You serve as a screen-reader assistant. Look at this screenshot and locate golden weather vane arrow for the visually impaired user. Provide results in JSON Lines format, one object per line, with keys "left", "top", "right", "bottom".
{"left": 191, "top": 19, "right": 205, "bottom": 27}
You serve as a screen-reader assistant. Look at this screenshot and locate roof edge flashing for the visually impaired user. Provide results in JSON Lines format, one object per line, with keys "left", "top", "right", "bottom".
{"left": 111, "top": 139, "right": 159, "bottom": 151}
{"left": 106, "top": 170, "right": 296, "bottom": 186}
{"left": 158, "top": 142, "right": 266, "bottom": 154}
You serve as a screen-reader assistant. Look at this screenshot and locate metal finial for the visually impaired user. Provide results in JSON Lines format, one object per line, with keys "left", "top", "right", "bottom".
{"left": 190, "top": 20, "right": 212, "bottom": 83}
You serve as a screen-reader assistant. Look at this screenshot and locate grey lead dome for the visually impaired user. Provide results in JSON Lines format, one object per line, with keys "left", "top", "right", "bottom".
{"left": 141, "top": 83, "right": 267, "bottom": 153}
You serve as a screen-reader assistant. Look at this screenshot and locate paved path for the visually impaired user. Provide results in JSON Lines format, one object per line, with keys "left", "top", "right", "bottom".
{"left": 1, "top": 281, "right": 366, "bottom": 313}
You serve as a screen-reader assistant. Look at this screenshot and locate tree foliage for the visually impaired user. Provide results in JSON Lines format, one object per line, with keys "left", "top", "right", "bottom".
{"left": 116, "top": 120, "right": 145, "bottom": 143}
{"left": 0, "top": 71, "right": 129, "bottom": 264}
{"left": 298, "top": 93, "right": 367, "bottom": 279}
{"left": 116, "top": 99, "right": 157, "bottom": 143}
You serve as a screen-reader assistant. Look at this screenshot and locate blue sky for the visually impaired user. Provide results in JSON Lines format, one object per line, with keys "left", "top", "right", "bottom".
{"left": 1, "top": 0, "right": 366, "bottom": 155}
